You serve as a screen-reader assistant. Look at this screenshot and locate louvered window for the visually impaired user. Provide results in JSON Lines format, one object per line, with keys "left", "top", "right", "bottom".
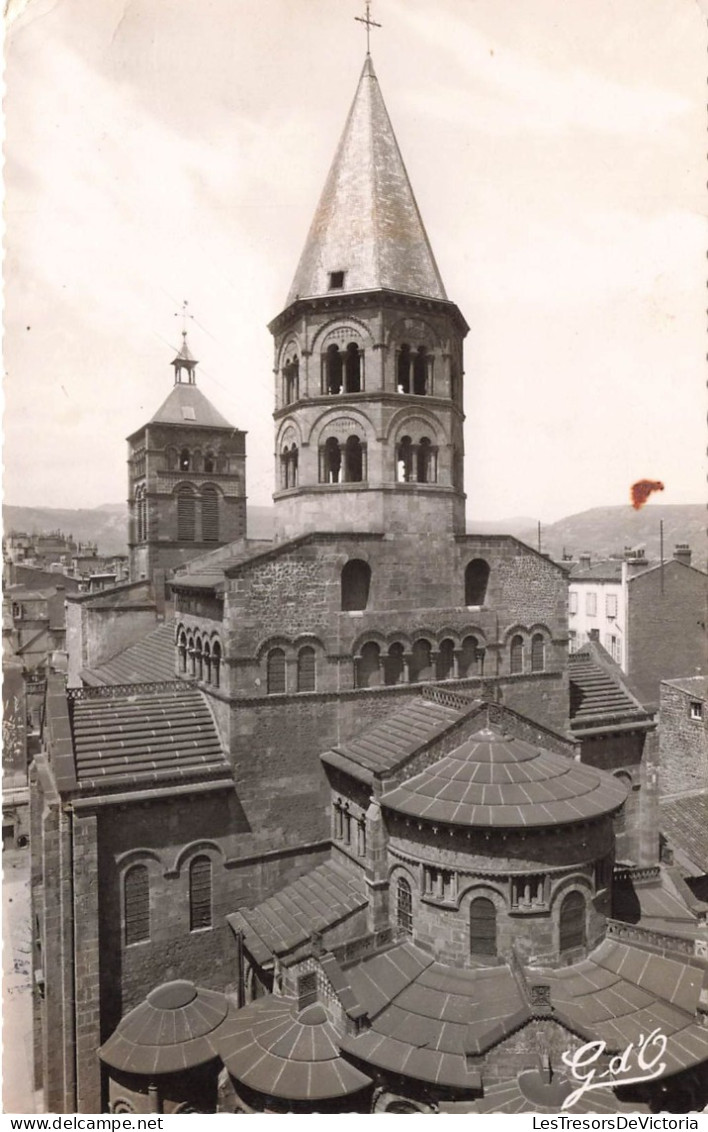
{"left": 297, "top": 646, "right": 316, "bottom": 692}
{"left": 559, "top": 891, "right": 585, "bottom": 952}
{"left": 201, "top": 486, "right": 219, "bottom": 542}
{"left": 124, "top": 865, "right": 149, "bottom": 945}
{"left": 397, "top": 877, "right": 413, "bottom": 936}
{"left": 177, "top": 486, "right": 196, "bottom": 541}
{"left": 267, "top": 648, "right": 286, "bottom": 694}
{"left": 189, "top": 856, "right": 212, "bottom": 931}
{"left": 470, "top": 897, "right": 497, "bottom": 957}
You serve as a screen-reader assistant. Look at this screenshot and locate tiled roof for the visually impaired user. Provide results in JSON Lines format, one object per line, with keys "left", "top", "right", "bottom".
{"left": 99, "top": 980, "right": 231, "bottom": 1075}
{"left": 227, "top": 861, "right": 367, "bottom": 964}
{"left": 322, "top": 694, "right": 476, "bottom": 784}
{"left": 380, "top": 727, "right": 628, "bottom": 828}
{"left": 70, "top": 685, "right": 230, "bottom": 793}
{"left": 569, "top": 647, "right": 652, "bottom": 732}
{"left": 662, "top": 675, "right": 708, "bottom": 699}
{"left": 83, "top": 622, "right": 176, "bottom": 685}
{"left": 660, "top": 793, "right": 708, "bottom": 877}
{"left": 216, "top": 997, "right": 371, "bottom": 1101}
{"left": 148, "top": 382, "right": 234, "bottom": 430}
{"left": 469, "top": 1079, "right": 648, "bottom": 1115}
{"left": 549, "top": 938, "right": 708, "bottom": 1079}
{"left": 340, "top": 937, "right": 708, "bottom": 1092}
{"left": 286, "top": 55, "right": 448, "bottom": 307}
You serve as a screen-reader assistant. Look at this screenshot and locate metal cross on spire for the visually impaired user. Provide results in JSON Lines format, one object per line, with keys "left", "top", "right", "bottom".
{"left": 174, "top": 299, "right": 194, "bottom": 343}
{"left": 355, "top": 0, "right": 381, "bottom": 54}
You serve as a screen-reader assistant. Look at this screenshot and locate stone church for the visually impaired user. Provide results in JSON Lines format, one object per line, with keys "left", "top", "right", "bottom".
{"left": 30, "top": 44, "right": 707, "bottom": 1116}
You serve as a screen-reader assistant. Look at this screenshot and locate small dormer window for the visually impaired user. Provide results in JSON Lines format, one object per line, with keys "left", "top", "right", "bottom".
{"left": 181, "top": 406, "right": 196, "bottom": 421}
{"left": 329, "top": 270, "right": 345, "bottom": 290}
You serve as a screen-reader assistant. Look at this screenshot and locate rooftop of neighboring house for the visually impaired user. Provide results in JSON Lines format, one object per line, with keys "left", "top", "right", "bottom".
{"left": 662, "top": 675, "right": 708, "bottom": 700}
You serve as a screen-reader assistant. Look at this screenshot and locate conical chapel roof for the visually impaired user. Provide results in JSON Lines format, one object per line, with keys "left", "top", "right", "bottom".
{"left": 286, "top": 55, "right": 447, "bottom": 306}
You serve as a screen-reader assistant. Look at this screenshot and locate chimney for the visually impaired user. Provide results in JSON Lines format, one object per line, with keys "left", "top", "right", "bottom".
{"left": 673, "top": 544, "right": 692, "bottom": 567}
{"left": 588, "top": 628, "right": 600, "bottom": 642}
{"left": 579, "top": 553, "right": 591, "bottom": 566}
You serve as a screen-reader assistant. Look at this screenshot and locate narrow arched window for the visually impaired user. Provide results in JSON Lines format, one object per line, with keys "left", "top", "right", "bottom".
{"left": 189, "top": 856, "right": 212, "bottom": 931}
{"left": 204, "top": 451, "right": 215, "bottom": 473}
{"left": 413, "top": 346, "right": 430, "bottom": 395}
{"left": 177, "top": 485, "right": 196, "bottom": 541}
{"left": 510, "top": 635, "right": 524, "bottom": 675}
{"left": 397, "top": 877, "right": 413, "bottom": 936}
{"left": 397, "top": 344, "right": 411, "bottom": 393}
{"left": 194, "top": 635, "right": 203, "bottom": 681}
{"left": 531, "top": 633, "right": 545, "bottom": 673}
{"left": 436, "top": 639, "right": 455, "bottom": 681}
{"left": 178, "top": 631, "right": 187, "bottom": 673}
{"left": 281, "top": 444, "right": 299, "bottom": 488}
{"left": 267, "top": 648, "right": 286, "bottom": 694}
{"left": 384, "top": 642, "right": 405, "bottom": 685}
{"left": 179, "top": 447, "right": 191, "bottom": 472}
{"left": 297, "top": 646, "right": 316, "bottom": 692}
{"left": 166, "top": 447, "right": 178, "bottom": 472}
{"left": 345, "top": 342, "right": 361, "bottom": 392}
{"left": 212, "top": 641, "right": 221, "bottom": 689}
{"left": 458, "top": 635, "right": 479, "bottom": 678}
{"left": 470, "top": 897, "right": 496, "bottom": 957}
{"left": 341, "top": 559, "right": 371, "bottom": 611}
{"left": 321, "top": 437, "right": 342, "bottom": 483}
{"left": 201, "top": 485, "right": 219, "bottom": 542}
{"left": 203, "top": 640, "right": 212, "bottom": 684}
{"left": 396, "top": 436, "right": 414, "bottom": 482}
{"left": 465, "top": 559, "right": 490, "bottom": 605}
{"left": 124, "top": 865, "right": 150, "bottom": 945}
{"left": 559, "top": 891, "right": 585, "bottom": 953}
{"left": 283, "top": 356, "right": 299, "bottom": 404}
{"left": 410, "top": 639, "right": 432, "bottom": 683}
{"left": 344, "top": 435, "right": 364, "bottom": 482}
{"left": 187, "top": 635, "right": 195, "bottom": 676}
{"left": 325, "top": 344, "right": 343, "bottom": 395}
{"left": 416, "top": 437, "right": 436, "bottom": 483}
{"left": 356, "top": 642, "right": 381, "bottom": 688}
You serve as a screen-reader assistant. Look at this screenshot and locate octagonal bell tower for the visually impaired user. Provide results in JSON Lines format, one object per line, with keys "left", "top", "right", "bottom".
{"left": 269, "top": 53, "right": 469, "bottom": 541}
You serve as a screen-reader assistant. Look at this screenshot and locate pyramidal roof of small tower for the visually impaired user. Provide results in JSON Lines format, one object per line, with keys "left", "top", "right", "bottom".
{"left": 149, "top": 383, "right": 234, "bottom": 430}
{"left": 286, "top": 54, "right": 447, "bottom": 306}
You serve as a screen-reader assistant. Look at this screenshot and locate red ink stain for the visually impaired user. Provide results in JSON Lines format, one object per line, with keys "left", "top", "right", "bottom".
{"left": 630, "top": 479, "right": 664, "bottom": 510}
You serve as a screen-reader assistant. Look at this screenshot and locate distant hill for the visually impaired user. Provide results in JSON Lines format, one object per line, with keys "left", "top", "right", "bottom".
{"left": 531, "top": 505, "right": 706, "bottom": 568}
{"left": 3, "top": 502, "right": 704, "bottom": 568}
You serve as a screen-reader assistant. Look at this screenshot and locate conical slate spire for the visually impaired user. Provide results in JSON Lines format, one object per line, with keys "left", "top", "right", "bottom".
{"left": 286, "top": 55, "right": 447, "bottom": 305}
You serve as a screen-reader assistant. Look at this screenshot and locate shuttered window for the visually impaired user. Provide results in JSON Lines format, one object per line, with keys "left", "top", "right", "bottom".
{"left": 559, "top": 891, "right": 585, "bottom": 952}
{"left": 297, "top": 646, "right": 316, "bottom": 692}
{"left": 189, "top": 856, "right": 212, "bottom": 931}
{"left": 124, "top": 865, "right": 150, "bottom": 945}
{"left": 470, "top": 897, "right": 497, "bottom": 957}
{"left": 267, "top": 649, "right": 286, "bottom": 694}
{"left": 201, "top": 486, "right": 219, "bottom": 542}
{"left": 177, "top": 486, "right": 196, "bottom": 541}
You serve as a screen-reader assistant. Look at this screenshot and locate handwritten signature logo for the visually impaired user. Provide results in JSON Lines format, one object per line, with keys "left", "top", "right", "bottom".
{"left": 560, "top": 1029, "right": 667, "bottom": 1110}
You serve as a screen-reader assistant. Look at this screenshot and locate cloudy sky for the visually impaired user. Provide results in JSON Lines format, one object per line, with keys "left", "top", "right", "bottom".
{"left": 4, "top": 0, "right": 706, "bottom": 521}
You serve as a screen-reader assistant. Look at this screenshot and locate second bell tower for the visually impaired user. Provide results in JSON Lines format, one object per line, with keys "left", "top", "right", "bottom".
{"left": 269, "top": 54, "right": 468, "bottom": 541}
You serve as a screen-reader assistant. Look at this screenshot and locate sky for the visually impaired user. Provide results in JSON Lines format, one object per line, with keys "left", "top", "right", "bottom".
{"left": 4, "top": 0, "right": 706, "bottom": 522}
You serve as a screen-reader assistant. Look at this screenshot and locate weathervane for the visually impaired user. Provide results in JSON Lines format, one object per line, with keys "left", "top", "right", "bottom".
{"left": 355, "top": 0, "right": 381, "bottom": 54}
{"left": 174, "top": 299, "right": 194, "bottom": 342}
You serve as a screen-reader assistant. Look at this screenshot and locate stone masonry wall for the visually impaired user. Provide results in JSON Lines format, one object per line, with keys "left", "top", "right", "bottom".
{"left": 659, "top": 682, "right": 708, "bottom": 795}
{"left": 627, "top": 564, "right": 707, "bottom": 709}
